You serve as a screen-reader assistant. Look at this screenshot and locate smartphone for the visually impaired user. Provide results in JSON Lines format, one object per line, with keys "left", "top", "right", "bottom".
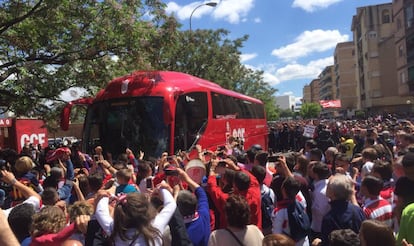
{"left": 268, "top": 155, "right": 280, "bottom": 162}
{"left": 217, "top": 145, "right": 226, "bottom": 151}
{"left": 146, "top": 177, "right": 153, "bottom": 189}
{"left": 164, "top": 167, "right": 178, "bottom": 176}
{"left": 167, "top": 156, "right": 174, "bottom": 162}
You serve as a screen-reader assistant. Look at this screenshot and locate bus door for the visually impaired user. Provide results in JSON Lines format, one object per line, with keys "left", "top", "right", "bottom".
{"left": 174, "top": 92, "right": 208, "bottom": 154}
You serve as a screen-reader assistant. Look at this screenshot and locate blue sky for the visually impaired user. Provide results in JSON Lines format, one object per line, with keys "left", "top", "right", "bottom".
{"left": 163, "top": 0, "right": 392, "bottom": 102}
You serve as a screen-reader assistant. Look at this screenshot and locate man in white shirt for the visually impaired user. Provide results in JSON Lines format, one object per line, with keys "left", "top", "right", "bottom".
{"left": 308, "top": 161, "right": 331, "bottom": 241}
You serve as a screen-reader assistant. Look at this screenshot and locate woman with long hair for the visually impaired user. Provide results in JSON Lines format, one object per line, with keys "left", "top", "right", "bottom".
{"left": 95, "top": 181, "right": 176, "bottom": 245}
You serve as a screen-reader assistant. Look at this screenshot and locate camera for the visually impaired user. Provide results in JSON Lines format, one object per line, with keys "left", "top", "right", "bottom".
{"left": 93, "top": 155, "right": 100, "bottom": 162}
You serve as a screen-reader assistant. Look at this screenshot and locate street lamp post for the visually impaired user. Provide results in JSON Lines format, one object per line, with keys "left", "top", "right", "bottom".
{"left": 189, "top": 2, "right": 217, "bottom": 32}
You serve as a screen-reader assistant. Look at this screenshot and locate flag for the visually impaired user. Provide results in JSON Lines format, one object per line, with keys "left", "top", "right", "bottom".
{"left": 319, "top": 100, "right": 341, "bottom": 108}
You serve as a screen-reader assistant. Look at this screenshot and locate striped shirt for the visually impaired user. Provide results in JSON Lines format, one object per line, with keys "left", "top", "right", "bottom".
{"left": 363, "top": 196, "right": 393, "bottom": 227}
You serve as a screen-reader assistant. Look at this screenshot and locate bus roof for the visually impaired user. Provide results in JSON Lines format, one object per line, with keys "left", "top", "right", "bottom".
{"left": 94, "top": 71, "right": 263, "bottom": 104}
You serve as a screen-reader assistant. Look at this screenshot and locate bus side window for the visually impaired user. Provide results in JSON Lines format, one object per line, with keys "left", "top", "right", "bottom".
{"left": 174, "top": 92, "right": 208, "bottom": 152}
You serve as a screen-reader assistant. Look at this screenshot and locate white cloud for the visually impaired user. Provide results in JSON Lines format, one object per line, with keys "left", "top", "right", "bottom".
{"left": 165, "top": 0, "right": 255, "bottom": 24}
{"left": 165, "top": 2, "right": 217, "bottom": 21}
{"left": 274, "top": 57, "right": 333, "bottom": 82}
{"left": 283, "top": 91, "right": 294, "bottom": 95}
{"left": 292, "top": 0, "right": 343, "bottom": 12}
{"left": 253, "top": 56, "right": 333, "bottom": 86}
{"left": 254, "top": 17, "right": 261, "bottom": 23}
{"left": 271, "top": 29, "right": 348, "bottom": 61}
{"left": 240, "top": 53, "right": 257, "bottom": 62}
{"left": 213, "top": 0, "right": 255, "bottom": 24}
{"left": 60, "top": 87, "right": 89, "bottom": 102}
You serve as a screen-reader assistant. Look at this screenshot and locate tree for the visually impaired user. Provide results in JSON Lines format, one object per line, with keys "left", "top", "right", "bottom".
{"left": 154, "top": 29, "right": 278, "bottom": 120}
{"left": 279, "top": 108, "right": 294, "bottom": 119}
{"left": 0, "top": 0, "right": 178, "bottom": 117}
{"left": 300, "top": 103, "right": 321, "bottom": 119}
{"left": 0, "top": 1, "right": 277, "bottom": 122}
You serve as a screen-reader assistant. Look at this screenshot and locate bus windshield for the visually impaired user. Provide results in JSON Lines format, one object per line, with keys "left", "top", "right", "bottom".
{"left": 82, "top": 97, "right": 169, "bottom": 159}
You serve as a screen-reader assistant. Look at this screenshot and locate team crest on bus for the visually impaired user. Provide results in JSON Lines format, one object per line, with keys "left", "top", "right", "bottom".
{"left": 121, "top": 79, "right": 130, "bottom": 94}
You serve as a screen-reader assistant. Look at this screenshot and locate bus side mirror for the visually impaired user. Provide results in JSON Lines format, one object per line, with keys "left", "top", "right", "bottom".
{"left": 60, "top": 102, "right": 73, "bottom": 131}
{"left": 60, "top": 98, "right": 93, "bottom": 131}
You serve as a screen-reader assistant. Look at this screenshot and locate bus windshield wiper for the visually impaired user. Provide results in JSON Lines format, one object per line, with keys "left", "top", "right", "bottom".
{"left": 187, "top": 119, "right": 208, "bottom": 152}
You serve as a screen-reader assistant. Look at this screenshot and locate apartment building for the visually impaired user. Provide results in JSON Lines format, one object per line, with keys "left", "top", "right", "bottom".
{"left": 310, "top": 78, "right": 320, "bottom": 103}
{"left": 334, "top": 41, "right": 358, "bottom": 117}
{"left": 319, "top": 65, "right": 337, "bottom": 100}
{"left": 302, "top": 85, "right": 311, "bottom": 104}
{"left": 393, "top": 0, "right": 414, "bottom": 113}
{"left": 352, "top": 3, "right": 411, "bottom": 114}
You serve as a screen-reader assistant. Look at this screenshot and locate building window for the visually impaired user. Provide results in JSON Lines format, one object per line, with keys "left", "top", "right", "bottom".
{"left": 397, "top": 18, "right": 402, "bottom": 30}
{"left": 399, "top": 45, "right": 404, "bottom": 57}
{"left": 382, "top": 10, "right": 390, "bottom": 24}
{"left": 405, "top": 5, "right": 414, "bottom": 28}
{"left": 401, "top": 71, "right": 406, "bottom": 84}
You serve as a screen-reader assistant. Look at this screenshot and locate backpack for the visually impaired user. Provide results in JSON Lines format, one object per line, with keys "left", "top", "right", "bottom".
{"left": 287, "top": 200, "right": 310, "bottom": 241}
{"left": 261, "top": 188, "right": 274, "bottom": 230}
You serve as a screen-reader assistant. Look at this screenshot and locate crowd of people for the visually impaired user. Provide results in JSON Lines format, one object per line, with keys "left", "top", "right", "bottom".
{"left": 0, "top": 114, "right": 413, "bottom": 246}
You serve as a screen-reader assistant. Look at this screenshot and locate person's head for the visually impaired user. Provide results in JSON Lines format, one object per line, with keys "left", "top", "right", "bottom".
{"left": 88, "top": 172, "right": 104, "bottom": 193}
{"left": 311, "top": 161, "right": 331, "bottom": 180}
{"left": 305, "top": 139, "right": 317, "bottom": 151}
{"left": 116, "top": 168, "right": 132, "bottom": 184}
{"left": 221, "top": 169, "right": 236, "bottom": 193}
{"left": 309, "top": 148, "right": 323, "bottom": 162}
{"left": 325, "top": 147, "right": 339, "bottom": 162}
{"left": 176, "top": 190, "right": 197, "bottom": 217}
{"left": 294, "top": 154, "right": 309, "bottom": 176}
{"left": 281, "top": 176, "right": 300, "bottom": 200}
{"left": 113, "top": 193, "right": 160, "bottom": 244}
{"left": 361, "top": 148, "right": 378, "bottom": 162}
{"left": 335, "top": 153, "right": 350, "bottom": 171}
{"left": 251, "top": 165, "right": 266, "bottom": 185}
{"left": 225, "top": 195, "right": 250, "bottom": 228}
{"left": 364, "top": 138, "right": 375, "bottom": 148}
{"left": 326, "top": 174, "right": 354, "bottom": 201}
{"left": 254, "top": 151, "right": 268, "bottom": 167}
{"left": 394, "top": 176, "right": 414, "bottom": 207}
{"left": 233, "top": 171, "right": 250, "bottom": 192}
{"left": 371, "top": 160, "right": 393, "bottom": 182}
{"left": 41, "top": 187, "right": 59, "bottom": 206}
{"left": 137, "top": 162, "right": 152, "bottom": 181}
{"left": 402, "top": 151, "right": 414, "bottom": 180}
{"left": 329, "top": 229, "right": 360, "bottom": 246}
{"left": 262, "top": 233, "right": 295, "bottom": 246}
{"left": 359, "top": 220, "right": 395, "bottom": 246}
{"left": 246, "top": 144, "right": 262, "bottom": 163}
{"left": 14, "top": 156, "right": 34, "bottom": 174}
{"left": 360, "top": 175, "right": 383, "bottom": 198}
{"left": 68, "top": 201, "right": 94, "bottom": 223}
{"left": 8, "top": 203, "right": 35, "bottom": 242}
{"left": 30, "top": 206, "right": 67, "bottom": 237}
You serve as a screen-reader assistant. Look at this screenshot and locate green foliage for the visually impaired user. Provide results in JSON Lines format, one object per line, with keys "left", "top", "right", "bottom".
{"left": 300, "top": 103, "right": 321, "bottom": 119}
{"left": 155, "top": 29, "right": 278, "bottom": 120}
{"left": 0, "top": 1, "right": 277, "bottom": 122}
{"left": 279, "top": 108, "right": 294, "bottom": 118}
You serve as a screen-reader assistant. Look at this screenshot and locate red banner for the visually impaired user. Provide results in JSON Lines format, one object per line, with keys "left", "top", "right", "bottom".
{"left": 319, "top": 100, "right": 341, "bottom": 108}
{"left": 0, "top": 118, "right": 12, "bottom": 127}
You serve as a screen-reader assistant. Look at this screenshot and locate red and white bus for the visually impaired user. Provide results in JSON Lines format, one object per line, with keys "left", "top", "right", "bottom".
{"left": 61, "top": 71, "right": 268, "bottom": 158}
